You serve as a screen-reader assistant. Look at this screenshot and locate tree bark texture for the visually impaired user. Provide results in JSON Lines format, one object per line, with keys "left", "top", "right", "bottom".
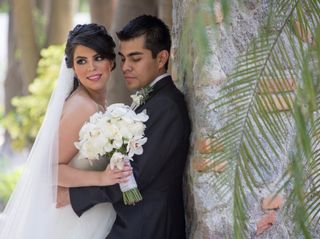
{"left": 11, "top": 0, "right": 39, "bottom": 94}
{"left": 46, "top": 0, "right": 77, "bottom": 46}
{"left": 89, "top": 0, "right": 117, "bottom": 30}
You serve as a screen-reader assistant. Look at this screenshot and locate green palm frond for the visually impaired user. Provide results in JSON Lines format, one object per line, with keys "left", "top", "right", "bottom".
{"left": 285, "top": 14, "right": 320, "bottom": 237}
{"left": 305, "top": 115, "right": 320, "bottom": 226}
{"left": 203, "top": 0, "right": 320, "bottom": 237}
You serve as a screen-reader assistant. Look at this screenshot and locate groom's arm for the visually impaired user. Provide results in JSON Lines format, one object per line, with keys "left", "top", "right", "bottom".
{"left": 132, "top": 97, "right": 185, "bottom": 190}
{"left": 69, "top": 184, "right": 122, "bottom": 217}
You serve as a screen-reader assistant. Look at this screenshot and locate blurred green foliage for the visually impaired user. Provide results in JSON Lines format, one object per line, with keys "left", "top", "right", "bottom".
{"left": 0, "top": 167, "right": 23, "bottom": 208}
{"left": 0, "top": 104, "right": 3, "bottom": 119}
{"left": 1, "top": 45, "right": 64, "bottom": 150}
{"left": 0, "top": 0, "right": 8, "bottom": 12}
{"left": 33, "top": 8, "right": 47, "bottom": 48}
{"left": 78, "top": 0, "right": 89, "bottom": 12}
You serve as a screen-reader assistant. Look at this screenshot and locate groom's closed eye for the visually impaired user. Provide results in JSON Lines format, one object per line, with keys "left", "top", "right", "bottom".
{"left": 119, "top": 52, "right": 143, "bottom": 62}
{"left": 131, "top": 57, "right": 141, "bottom": 62}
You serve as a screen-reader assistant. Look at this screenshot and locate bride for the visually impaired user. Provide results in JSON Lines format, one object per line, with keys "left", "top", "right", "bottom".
{"left": 0, "top": 24, "right": 131, "bottom": 239}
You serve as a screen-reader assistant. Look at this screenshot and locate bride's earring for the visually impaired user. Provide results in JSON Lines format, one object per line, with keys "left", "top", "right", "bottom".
{"left": 73, "top": 75, "right": 80, "bottom": 89}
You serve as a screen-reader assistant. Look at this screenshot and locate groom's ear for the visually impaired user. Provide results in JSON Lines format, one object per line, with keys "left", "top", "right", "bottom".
{"left": 157, "top": 50, "right": 169, "bottom": 69}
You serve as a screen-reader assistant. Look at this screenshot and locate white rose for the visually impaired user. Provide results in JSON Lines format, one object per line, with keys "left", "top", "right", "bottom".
{"left": 78, "top": 122, "right": 92, "bottom": 139}
{"left": 89, "top": 111, "right": 103, "bottom": 124}
{"left": 106, "top": 103, "right": 131, "bottom": 118}
{"left": 117, "top": 120, "right": 133, "bottom": 140}
{"left": 112, "top": 132, "right": 123, "bottom": 149}
{"left": 101, "top": 122, "right": 115, "bottom": 138}
{"left": 110, "top": 152, "right": 125, "bottom": 170}
{"left": 128, "top": 122, "right": 146, "bottom": 136}
{"left": 103, "top": 140, "right": 113, "bottom": 153}
{"left": 79, "top": 141, "right": 100, "bottom": 160}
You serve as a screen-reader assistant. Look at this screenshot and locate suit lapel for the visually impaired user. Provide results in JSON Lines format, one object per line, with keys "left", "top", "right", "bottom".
{"left": 135, "top": 76, "right": 173, "bottom": 112}
{"left": 148, "top": 75, "right": 172, "bottom": 97}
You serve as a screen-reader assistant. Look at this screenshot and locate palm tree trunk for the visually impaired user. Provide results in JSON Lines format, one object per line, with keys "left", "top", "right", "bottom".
{"left": 3, "top": 6, "right": 23, "bottom": 148}
{"left": 33, "top": 0, "right": 50, "bottom": 18}
{"left": 46, "top": 0, "right": 77, "bottom": 46}
{"left": 89, "top": 0, "right": 117, "bottom": 30}
{"left": 4, "top": 7, "right": 23, "bottom": 113}
{"left": 11, "top": 0, "right": 39, "bottom": 94}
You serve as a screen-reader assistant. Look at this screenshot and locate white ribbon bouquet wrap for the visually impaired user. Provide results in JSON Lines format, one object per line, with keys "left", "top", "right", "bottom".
{"left": 75, "top": 103, "right": 148, "bottom": 205}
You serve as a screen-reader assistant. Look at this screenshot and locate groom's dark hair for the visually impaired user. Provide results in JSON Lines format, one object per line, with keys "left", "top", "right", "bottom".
{"left": 116, "top": 15, "right": 171, "bottom": 70}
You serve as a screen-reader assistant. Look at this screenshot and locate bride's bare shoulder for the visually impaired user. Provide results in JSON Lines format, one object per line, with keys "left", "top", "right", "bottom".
{"left": 61, "top": 90, "right": 97, "bottom": 120}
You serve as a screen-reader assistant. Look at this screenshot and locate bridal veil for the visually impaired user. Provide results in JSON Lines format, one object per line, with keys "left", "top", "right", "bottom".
{"left": 0, "top": 60, "right": 74, "bottom": 238}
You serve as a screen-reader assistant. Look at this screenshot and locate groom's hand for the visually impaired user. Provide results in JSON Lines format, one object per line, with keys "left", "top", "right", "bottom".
{"left": 56, "top": 186, "right": 70, "bottom": 208}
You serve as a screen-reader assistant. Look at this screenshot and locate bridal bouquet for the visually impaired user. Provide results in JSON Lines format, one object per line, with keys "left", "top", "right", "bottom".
{"left": 74, "top": 103, "right": 149, "bottom": 205}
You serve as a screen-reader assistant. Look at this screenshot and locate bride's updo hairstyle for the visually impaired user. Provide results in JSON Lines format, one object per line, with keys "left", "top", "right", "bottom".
{"left": 65, "top": 23, "right": 116, "bottom": 91}
{"left": 65, "top": 23, "right": 116, "bottom": 69}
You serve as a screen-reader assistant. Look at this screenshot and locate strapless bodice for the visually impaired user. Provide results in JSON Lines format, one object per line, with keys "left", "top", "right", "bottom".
{"left": 69, "top": 154, "right": 109, "bottom": 171}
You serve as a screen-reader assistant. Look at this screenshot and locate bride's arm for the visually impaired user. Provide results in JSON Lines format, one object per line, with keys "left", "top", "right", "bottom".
{"left": 57, "top": 97, "right": 131, "bottom": 188}
{"left": 58, "top": 163, "right": 131, "bottom": 187}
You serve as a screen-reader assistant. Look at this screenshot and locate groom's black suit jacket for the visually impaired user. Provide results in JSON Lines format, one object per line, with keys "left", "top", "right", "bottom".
{"left": 70, "top": 76, "right": 191, "bottom": 239}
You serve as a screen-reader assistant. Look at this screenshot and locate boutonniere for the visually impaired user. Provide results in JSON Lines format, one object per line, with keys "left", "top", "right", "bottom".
{"left": 130, "top": 86, "right": 153, "bottom": 110}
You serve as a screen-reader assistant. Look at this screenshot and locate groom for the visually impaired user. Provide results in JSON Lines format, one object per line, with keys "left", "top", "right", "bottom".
{"left": 69, "top": 15, "right": 191, "bottom": 239}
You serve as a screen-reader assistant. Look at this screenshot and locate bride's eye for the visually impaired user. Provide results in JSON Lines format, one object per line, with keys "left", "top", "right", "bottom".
{"left": 76, "top": 58, "right": 86, "bottom": 65}
{"left": 95, "top": 55, "right": 105, "bottom": 61}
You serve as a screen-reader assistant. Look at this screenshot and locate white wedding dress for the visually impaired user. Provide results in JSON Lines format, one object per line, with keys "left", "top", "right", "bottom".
{"left": 48, "top": 155, "right": 116, "bottom": 239}
{"left": 0, "top": 155, "right": 116, "bottom": 239}
{"left": 0, "top": 60, "right": 115, "bottom": 239}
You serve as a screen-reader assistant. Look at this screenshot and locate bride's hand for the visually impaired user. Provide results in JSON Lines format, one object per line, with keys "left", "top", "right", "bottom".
{"left": 100, "top": 162, "right": 133, "bottom": 186}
